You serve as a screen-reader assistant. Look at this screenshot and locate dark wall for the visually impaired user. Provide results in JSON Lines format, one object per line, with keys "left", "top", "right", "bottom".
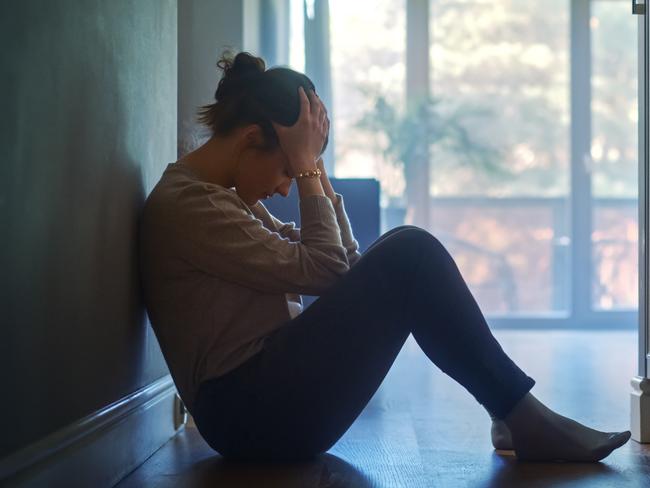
{"left": 177, "top": 0, "right": 246, "bottom": 156}
{"left": 0, "top": 0, "right": 176, "bottom": 459}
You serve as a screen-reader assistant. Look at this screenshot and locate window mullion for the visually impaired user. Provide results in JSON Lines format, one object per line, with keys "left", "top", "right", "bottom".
{"left": 570, "top": 0, "right": 593, "bottom": 323}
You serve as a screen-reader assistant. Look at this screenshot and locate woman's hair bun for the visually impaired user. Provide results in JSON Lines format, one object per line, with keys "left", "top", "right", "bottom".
{"left": 214, "top": 51, "right": 265, "bottom": 102}
{"left": 218, "top": 51, "right": 265, "bottom": 79}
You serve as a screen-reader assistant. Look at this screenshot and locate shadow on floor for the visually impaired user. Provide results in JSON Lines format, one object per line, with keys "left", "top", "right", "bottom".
{"left": 161, "top": 450, "right": 374, "bottom": 488}
{"left": 480, "top": 451, "right": 625, "bottom": 487}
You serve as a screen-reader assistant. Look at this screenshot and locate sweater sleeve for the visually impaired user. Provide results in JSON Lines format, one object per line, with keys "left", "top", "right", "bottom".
{"left": 272, "top": 218, "right": 301, "bottom": 243}
{"left": 331, "top": 193, "right": 363, "bottom": 267}
{"left": 174, "top": 184, "right": 350, "bottom": 296}
{"left": 267, "top": 193, "right": 363, "bottom": 267}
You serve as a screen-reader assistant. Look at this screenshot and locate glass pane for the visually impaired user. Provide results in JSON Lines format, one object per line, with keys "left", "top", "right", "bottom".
{"left": 591, "top": 0, "right": 638, "bottom": 310}
{"left": 430, "top": 0, "right": 570, "bottom": 314}
{"left": 329, "top": 0, "right": 406, "bottom": 205}
{"left": 431, "top": 199, "right": 569, "bottom": 313}
{"left": 288, "top": 0, "right": 305, "bottom": 73}
{"left": 592, "top": 203, "right": 638, "bottom": 309}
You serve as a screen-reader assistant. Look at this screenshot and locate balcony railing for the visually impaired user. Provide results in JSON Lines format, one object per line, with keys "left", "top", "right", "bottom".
{"left": 382, "top": 196, "right": 638, "bottom": 317}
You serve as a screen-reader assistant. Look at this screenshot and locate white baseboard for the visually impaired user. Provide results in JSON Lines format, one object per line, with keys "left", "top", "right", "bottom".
{"left": 631, "top": 375, "right": 650, "bottom": 443}
{"left": 0, "top": 375, "right": 184, "bottom": 487}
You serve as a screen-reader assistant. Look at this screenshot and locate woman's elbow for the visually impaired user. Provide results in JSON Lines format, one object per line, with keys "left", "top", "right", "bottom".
{"left": 312, "top": 259, "right": 350, "bottom": 289}
{"left": 323, "top": 259, "right": 350, "bottom": 280}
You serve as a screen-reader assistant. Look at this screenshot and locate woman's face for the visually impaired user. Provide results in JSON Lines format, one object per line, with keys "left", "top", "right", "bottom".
{"left": 233, "top": 144, "right": 294, "bottom": 207}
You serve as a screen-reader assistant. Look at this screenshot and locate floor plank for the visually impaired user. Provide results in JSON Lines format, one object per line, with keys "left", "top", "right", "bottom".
{"left": 115, "top": 330, "right": 650, "bottom": 487}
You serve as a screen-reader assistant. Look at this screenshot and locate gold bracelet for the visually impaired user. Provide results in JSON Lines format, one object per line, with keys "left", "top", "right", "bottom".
{"left": 295, "top": 168, "right": 322, "bottom": 179}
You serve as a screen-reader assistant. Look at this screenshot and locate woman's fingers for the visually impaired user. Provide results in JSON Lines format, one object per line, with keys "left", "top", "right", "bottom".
{"left": 302, "top": 87, "right": 330, "bottom": 128}
{"left": 271, "top": 86, "right": 329, "bottom": 167}
{"left": 297, "top": 86, "right": 310, "bottom": 122}
{"left": 306, "top": 88, "right": 320, "bottom": 116}
{"left": 272, "top": 86, "right": 311, "bottom": 133}
{"left": 311, "top": 91, "right": 328, "bottom": 127}
{"left": 318, "top": 93, "right": 328, "bottom": 116}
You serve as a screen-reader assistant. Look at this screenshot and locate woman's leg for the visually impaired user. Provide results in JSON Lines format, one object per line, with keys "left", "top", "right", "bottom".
{"left": 372, "top": 226, "right": 514, "bottom": 448}
{"left": 193, "top": 227, "right": 628, "bottom": 462}
{"left": 193, "top": 227, "right": 420, "bottom": 461}
{"left": 364, "top": 224, "right": 422, "bottom": 251}
{"left": 193, "top": 226, "right": 432, "bottom": 461}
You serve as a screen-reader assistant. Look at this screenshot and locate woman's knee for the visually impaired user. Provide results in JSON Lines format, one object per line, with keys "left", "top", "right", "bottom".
{"left": 380, "top": 225, "right": 424, "bottom": 239}
{"left": 368, "top": 228, "right": 457, "bottom": 284}
{"left": 376, "top": 226, "right": 444, "bottom": 254}
{"left": 359, "top": 226, "right": 444, "bottom": 277}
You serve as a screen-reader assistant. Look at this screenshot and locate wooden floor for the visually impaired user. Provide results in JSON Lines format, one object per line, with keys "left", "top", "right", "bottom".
{"left": 115, "top": 330, "right": 650, "bottom": 487}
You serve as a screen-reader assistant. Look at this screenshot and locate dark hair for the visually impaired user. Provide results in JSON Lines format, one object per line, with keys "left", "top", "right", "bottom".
{"left": 198, "top": 51, "right": 328, "bottom": 153}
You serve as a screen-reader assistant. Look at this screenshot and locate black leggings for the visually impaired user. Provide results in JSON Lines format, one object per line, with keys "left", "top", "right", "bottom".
{"left": 192, "top": 226, "right": 535, "bottom": 462}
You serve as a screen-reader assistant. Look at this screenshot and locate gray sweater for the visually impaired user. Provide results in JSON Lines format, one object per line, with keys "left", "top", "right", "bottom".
{"left": 139, "top": 162, "right": 362, "bottom": 415}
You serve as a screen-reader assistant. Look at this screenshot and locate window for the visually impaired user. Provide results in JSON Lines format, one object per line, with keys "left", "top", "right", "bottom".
{"left": 289, "top": 0, "right": 637, "bottom": 327}
{"left": 429, "top": 0, "right": 570, "bottom": 315}
{"left": 590, "top": 0, "right": 638, "bottom": 311}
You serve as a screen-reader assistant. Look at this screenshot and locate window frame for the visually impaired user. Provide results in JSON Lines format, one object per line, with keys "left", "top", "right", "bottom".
{"left": 295, "top": 0, "right": 638, "bottom": 328}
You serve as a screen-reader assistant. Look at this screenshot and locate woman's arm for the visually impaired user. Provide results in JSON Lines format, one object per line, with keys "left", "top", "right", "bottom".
{"left": 171, "top": 186, "right": 349, "bottom": 296}
{"left": 316, "top": 158, "right": 363, "bottom": 266}
{"left": 316, "top": 157, "right": 338, "bottom": 204}
{"left": 264, "top": 158, "right": 362, "bottom": 266}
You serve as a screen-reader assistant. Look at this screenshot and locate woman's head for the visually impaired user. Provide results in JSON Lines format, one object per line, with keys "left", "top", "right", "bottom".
{"left": 198, "top": 51, "right": 329, "bottom": 154}
{"left": 196, "top": 51, "right": 328, "bottom": 205}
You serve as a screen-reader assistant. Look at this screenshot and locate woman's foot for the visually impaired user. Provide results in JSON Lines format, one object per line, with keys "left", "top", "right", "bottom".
{"left": 503, "top": 392, "right": 631, "bottom": 462}
{"left": 491, "top": 418, "right": 513, "bottom": 450}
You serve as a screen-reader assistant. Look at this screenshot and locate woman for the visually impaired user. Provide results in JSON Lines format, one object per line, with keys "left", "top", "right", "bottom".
{"left": 139, "top": 51, "right": 631, "bottom": 463}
